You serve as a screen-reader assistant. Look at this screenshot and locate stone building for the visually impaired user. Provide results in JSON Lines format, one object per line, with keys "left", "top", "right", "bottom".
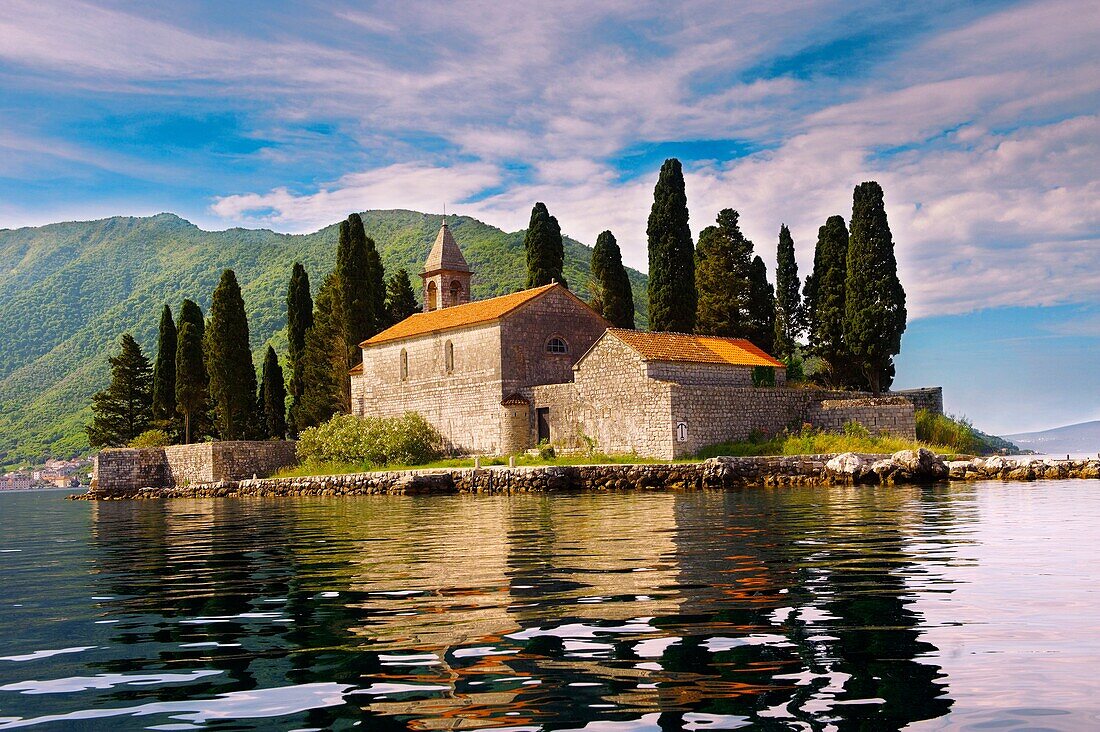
{"left": 350, "top": 221, "right": 920, "bottom": 459}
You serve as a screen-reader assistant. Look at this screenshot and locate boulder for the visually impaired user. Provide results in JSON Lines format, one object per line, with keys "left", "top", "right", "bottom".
{"left": 891, "top": 448, "right": 949, "bottom": 481}
{"left": 826, "top": 453, "right": 865, "bottom": 478}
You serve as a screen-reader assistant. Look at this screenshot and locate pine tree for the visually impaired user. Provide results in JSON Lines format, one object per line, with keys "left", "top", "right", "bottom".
{"left": 590, "top": 230, "right": 635, "bottom": 329}
{"left": 845, "top": 181, "right": 906, "bottom": 394}
{"left": 151, "top": 304, "right": 178, "bottom": 434}
{"left": 298, "top": 273, "right": 347, "bottom": 427}
{"left": 86, "top": 333, "right": 153, "bottom": 448}
{"left": 524, "top": 202, "right": 567, "bottom": 289}
{"left": 694, "top": 209, "right": 753, "bottom": 337}
{"left": 205, "top": 269, "right": 260, "bottom": 440}
{"left": 385, "top": 268, "right": 419, "bottom": 326}
{"left": 286, "top": 262, "right": 313, "bottom": 436}
{"left": 260, "top": 346, "right": 287, "bottom": 440}
{"left": 773, "top": 224, "right": 803, "bottom": 360}
{"left": 748, "top": 255, "right": 776, "bottom": 353}
{"left": 805, "top": 215, "right": 851, "bottom": 387}
{"left": 337, "top": 216, "right": 371, "bottom": 367}
{"left": 175, "top": 321, "right": 207, "bottom": 444}
{"left": 647, "top": 158, "right": 696, "bottom": 333}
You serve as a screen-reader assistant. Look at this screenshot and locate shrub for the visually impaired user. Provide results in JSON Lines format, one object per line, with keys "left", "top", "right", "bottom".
{"left": 296, "top": 412, "right": 445, "bottom": 467}
{"left": 843, "top": 420, "right": 870, "bottom": 439}
{"left": 915, "top": 410, "right": 981, "bottom": 454}
{"left": 129, "top": 429, "right": 171, "bottom": 448}
{"left": 783, "top": 355, "right": 805, "bottom": 382}
{"left": 751, "top": 366, "right": 776, "bottom": 387}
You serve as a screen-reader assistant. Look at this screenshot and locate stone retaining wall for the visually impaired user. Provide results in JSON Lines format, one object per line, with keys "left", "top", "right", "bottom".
{"left": 806, "top": 397, "right": 916, "bottom": 439}
{"left": 892, "top": 387, "right": 944, "bottom": 415}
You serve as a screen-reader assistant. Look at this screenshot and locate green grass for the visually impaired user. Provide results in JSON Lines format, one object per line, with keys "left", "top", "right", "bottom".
{"left": 273, "top": 451, "right": 663, "bottom": 478}
{"left": 914, "top": 410, "right": 986, "bottom": 454}
{"left": 695, "top": 424, "right": 955, "bottom": 459}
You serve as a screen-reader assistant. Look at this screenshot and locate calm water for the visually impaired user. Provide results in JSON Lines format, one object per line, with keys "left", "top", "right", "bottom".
{"left": 1, "top": 483, "right": 1098, "bottom": 731}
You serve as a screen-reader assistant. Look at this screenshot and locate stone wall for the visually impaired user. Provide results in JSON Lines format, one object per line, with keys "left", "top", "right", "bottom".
{"left": 92, "top": 441, "right": 298, "bottom": 496}
{"left": 805, "top": 397, "right": 916, "bottom": 439}
{"left": 892, "top": 387, "right": 944, "bottom": 415}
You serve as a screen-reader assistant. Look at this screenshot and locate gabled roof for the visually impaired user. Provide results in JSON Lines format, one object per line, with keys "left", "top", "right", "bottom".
{"left": 606, "top": 328, "right": 785, "bottom": 368}
{"left": 363, "top": 283, "right": 560, "bottom": 346}
{"left": 422, "top": 222, "right": 471, "bottom": 274}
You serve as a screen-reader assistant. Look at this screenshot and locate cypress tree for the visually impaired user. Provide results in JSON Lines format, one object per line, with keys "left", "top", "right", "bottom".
{"left": 298, "top": 273, "right": 347, "bottom": 427}
{"left": 205, "top": 269, "right": 260, "bottom": 440}
{"left": 260, "top": 346, "right": 287, "bottom": 440}
{"left": 747, "top": 255, "right": 776, "bottom": 353}
{"left": 805, "top": 215, "right": 851, "bottom": 387}
{"left": 175, "top": 321, "right": 207, "bottom": 444}
{"left": 337, "top": 216, "right": 371, "bottom": 366}
{"left": 694, "top": 209, "right": 753, "bottom": 337}
{"left": 647, "top": 158, "right": 695, "bottom": 333}
{"left": 385, "top": 268, "right": 420, "bottom": 326}
{"left": 524, "top": 202, "right": 567, "bottom": 289}
{"left": 845, "top": 181, "right": 906, "bottom": 394}
{"left": 590, "top": 230, "right": 635, "bottom": 329}
{"left": 361, "top": 225, "right": 387, "bottom": 336}
{"left": 151, "top": 304, "right": 178, "bottom": 433}
{"left": 773, "top": 224, "right": 803, "bottom": 360}
{"left": 286, "top": 262, "right": 313, "bottom": 436}
{"left": 86, "top": 333, "right": 153, "bottom": 448}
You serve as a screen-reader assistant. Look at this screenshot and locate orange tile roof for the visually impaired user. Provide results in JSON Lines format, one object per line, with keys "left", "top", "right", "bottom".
{"left": 348, "top": 362, "right": 363, "bottom": 375}
{"left": 608, "top": 328, "right": 785, "bottom": 368}
{"left": 362, "top": 284, "right": 559, "bottom": 346}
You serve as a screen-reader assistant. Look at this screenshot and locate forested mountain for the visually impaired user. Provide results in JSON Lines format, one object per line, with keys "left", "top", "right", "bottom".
{"left": 0, "top": 210, "right": 648, "bottom": 466}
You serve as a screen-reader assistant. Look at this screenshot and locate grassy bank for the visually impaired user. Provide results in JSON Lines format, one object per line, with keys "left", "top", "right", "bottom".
{"left": 274, "top": 451, "right": 661, "bottom": 478}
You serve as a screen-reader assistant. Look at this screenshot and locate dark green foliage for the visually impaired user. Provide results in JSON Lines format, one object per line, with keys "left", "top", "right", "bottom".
{"left": 385, "top": 268, "right": 420, "bottom": 326}
{"left": 362, "top": 232, "right": 387, "bottom": 335}
{"left": 260, "top": 346, "right": 286, "bottom": 440}
{"left": 845, "top": 182, "right": 906, "bottom": 394}
{"left": 178, "top": 299, "right": 205, "bottom": 343}
{"left": 174, "top": 321, "right": 207, "bottom": 444}
{"left": 748, "top": 255, "right": 776, "bottom": 353}
{"left": 86, "top": 333, "right": 153, "bottom": 448}
{"left": 694, "top": 208, "right": 753, "bottom": 337}
{"left": 205, "top": 269, "right": 260, "bottom": 440}
{"left": 297, "top": 273, "right": 346, "bottom": 428}
{"left": 647, "top": 159, "right": 696, "bottom": 333}
{"left": 805, "top": 215, "right": 851, "bottom": 386}
{"left": 590, "top": 231, "right": 635, "bottom": 329}
{"left": 285, "top": 262, "right": 313, "bottom": 436}
{"left": 336, "top": 216, "right": 369, "bottom": 366}
{"left": 524, "top": 202, "right": 567, "bottom": 289}
{"left": 773, "top": 224, "right": 803, "bottom": 360}
{"left": 751, "top": 365, "right": 777, "bottom": 387}
{"left": 151, "top": 304, "right": 177, "bottom": 431}
{"left": 0, "top": 211, "right": 649, "bottom": 466}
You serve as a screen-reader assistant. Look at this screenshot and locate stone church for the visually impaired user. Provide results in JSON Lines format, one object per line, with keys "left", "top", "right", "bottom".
{"left": 350, "top": 222, "right": 920, "bottom": 459}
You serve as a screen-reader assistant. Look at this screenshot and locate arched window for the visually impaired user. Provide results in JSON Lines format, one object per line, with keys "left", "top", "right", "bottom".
{"left": 426, "top": 281, "right": 438, "bottom": 311}
{"left": 445, "top": 340, "right": 455, "bottom": 373}
{"left": 450, "top": 280, "right": 464, "bottom": 305}
{"left": 546, "top": 336, "right": 568, "bottom": 354}
{"left": 399, "top": 349, "right": 408, "bottom": 381}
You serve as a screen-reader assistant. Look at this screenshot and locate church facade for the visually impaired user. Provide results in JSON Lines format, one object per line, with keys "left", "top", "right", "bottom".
{"left": 350, "top": 222, "right": 919, "bottom": 459}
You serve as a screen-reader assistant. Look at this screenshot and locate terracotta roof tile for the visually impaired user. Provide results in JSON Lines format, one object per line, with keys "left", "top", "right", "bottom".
{"left": 608, "top": 328, "right": 785, "bottom": 368}
{"left": 348, "top": 362, "right": 364, "bottom": 375}
{"left": 363, "top": 284, "right": 559, "bottom": 346}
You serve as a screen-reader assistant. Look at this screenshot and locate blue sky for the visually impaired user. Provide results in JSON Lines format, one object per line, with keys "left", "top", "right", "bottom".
{"left": 1, "top": 0, "right": 1098, "bottom": 434}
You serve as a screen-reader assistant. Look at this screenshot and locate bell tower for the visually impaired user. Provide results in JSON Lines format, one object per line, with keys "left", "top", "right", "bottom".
{"left": 421, "top": 219, "right": 472, "bottom": 311}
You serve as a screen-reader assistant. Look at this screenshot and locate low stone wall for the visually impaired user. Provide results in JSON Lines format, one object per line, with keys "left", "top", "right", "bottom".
{"left": 92, "top": 441, "right": 298, "bottom": 496}
{"left": 806, "top": 397, "right": 916, "bottom": 439}
{"left": 892, "top": 387, "right": 944, "bottom": 415}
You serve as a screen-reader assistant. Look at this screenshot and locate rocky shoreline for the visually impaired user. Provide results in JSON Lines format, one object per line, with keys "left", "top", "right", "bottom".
{"left": 72, "top": 449, "right": 1099, "bottom": 500}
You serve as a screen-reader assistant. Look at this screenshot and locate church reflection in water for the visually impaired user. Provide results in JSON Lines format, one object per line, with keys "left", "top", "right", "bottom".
{"left": 89, "top": 487, "right": 956, "bottom": 729}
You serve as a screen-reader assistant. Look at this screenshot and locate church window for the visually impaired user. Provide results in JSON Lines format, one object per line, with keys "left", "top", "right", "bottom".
{"left": 450, "top": 280, "right": 464, "bottom": 304}
{"left": 445, "top": 340, "right": 455, "bottom": 373}
{"left": 546, "top": 337, "right": 568, "bottom": 354}
{"left": 400, "top": 349, "right": 408, "bottom": 381}
{"left": 426, "top": 281, "right": 438, "bottom": 311}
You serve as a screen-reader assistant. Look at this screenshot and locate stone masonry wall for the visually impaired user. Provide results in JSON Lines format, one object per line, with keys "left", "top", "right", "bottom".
{"left": 805, "top": 398, "right": 916, "bottom": 439}
{"left": 892, "top": 387, "right": 944, "bottom": 415}
{"left": 92, "top": 441, "right": 298, "bottom": 496}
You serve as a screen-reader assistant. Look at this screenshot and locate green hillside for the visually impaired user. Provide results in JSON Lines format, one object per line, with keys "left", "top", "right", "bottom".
{"left": 0, "top": 210, "right": 649, "bottom": 467}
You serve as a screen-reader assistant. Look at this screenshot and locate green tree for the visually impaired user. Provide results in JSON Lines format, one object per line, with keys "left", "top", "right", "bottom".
{"left": 336, "top": 217, "right": 370, "bottom": 367}
{"left": 647, "top": 158, "right": 695, "bottom": 333}
{"left": 805, "top": 215, "right": 851, "bottom": 386}
{"left": 286, "top": 262, "right": 313, "bottom": 436}
{"left": 86, "top": 333, "right": 153, "bottom": 448}
{"left": 845, "top": 181, "right": 906, "bottom": 394}
{"left": 205, "top": 269, "right": 260, "bottom": 440}
{"left": 695, "top": 209, "right": 753, "bottom": 337}
{"left": 298, "top": 273, "right": 347, "bottom": 427}
{"left": 524, "top": 202, "right": 567, "bottom": 289}
{"left": 151, "top": 304, "right": 177, "bottom": 434}
{"left": 590, "top": 230, "right": 635, "bottom": 329}
{"left": 359, "top": 216, "right": 387, "bottom": 336}
{"left": 385, "top": 268, "right": 420, "bottom": 326}
{"left": 747, "top": 255, "right": 776, "bottom": 353}
{"left": 175, "top": 320, "right": 207, "bottom": 444}
{"left": 260, "top": 346, "right": 287, "bottom": 440}
{"left": 773, "top": 224, "right": 803, "bottom": 360}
